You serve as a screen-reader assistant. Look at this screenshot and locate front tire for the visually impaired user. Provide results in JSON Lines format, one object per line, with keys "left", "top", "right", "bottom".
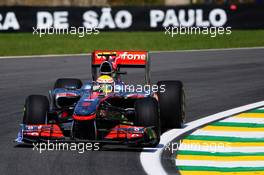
{"left": 23, "top": 95, "right": 49, "bottom": 124}
{"left": 157, "top": 81, "right": 185, "bottom": 131}
{"left": 134, "top": 97, "right": 160, "bottom": 147}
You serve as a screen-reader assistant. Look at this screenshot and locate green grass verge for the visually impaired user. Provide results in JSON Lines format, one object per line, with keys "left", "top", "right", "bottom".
{"left": 1, "top": 30, "right": 264, "bottom": 56}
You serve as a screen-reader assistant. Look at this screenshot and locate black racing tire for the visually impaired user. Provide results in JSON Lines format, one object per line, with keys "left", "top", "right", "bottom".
{"left": 23, "top": 95, "right": 49, "bottom": 125}
{"left": 54, "top": 78, "right": 83, "bottom": 89}
{"left": 134, "top": 97, "right": 160, "bottom": 147}
{"left": 157, "top": 81, "right": 185, "bottom": 131}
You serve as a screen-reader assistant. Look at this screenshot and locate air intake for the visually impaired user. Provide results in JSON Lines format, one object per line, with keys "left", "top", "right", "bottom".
{"left": 99, "top": 61, "right": 113, "bottom": 75}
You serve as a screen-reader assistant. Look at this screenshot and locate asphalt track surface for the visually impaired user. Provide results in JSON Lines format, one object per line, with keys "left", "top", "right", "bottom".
{"left": 0, "top": 48, "right": 264, "bottom": 175}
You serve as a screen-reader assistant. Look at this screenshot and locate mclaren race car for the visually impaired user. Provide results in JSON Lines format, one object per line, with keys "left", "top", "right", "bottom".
{"left": 16, "top": 50, "right": 185, "bottom": 147}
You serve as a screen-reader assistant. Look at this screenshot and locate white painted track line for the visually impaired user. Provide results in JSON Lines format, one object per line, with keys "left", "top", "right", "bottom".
{"left": 0, "top": 53, "right": 90, "bottom": 59}
{"left": 191, "top": 130, "right": 264, "bottom": 138}
{"left": 175, "top": 160, "right": 264, "bottom": 167}
{"left": 1, "top": 46, "right": 264, "bottom": 59}
{"left": 178, "top": 145, "right": 264, "bottom": 153}
{"left": 219, "top": 117, "right": 264, "bottom": 124}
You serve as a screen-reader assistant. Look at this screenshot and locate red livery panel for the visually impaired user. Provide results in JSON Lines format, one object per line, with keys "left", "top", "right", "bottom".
{"left": 92, "top": 50, "right": 148, "bottom": 67}
{"left": 23, "top": 124, "right": 64, "bottom": 138}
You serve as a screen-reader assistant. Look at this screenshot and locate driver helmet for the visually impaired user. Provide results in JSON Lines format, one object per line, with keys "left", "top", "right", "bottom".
{"left": 96, "top": 75, "right": 114, "bottom": 94}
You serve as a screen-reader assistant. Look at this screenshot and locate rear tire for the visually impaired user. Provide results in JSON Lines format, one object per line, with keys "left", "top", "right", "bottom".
{"left": 54, "top": 78, "right": 82, "bottom": 89}
{"left": 23, "top": 95, "right": 49, "bottom": 124}
{"left": 134, "top": 97, "right": 160, "bottom": 147}
{"left": 157, "top": 81, "right": 185, "bottom": 131}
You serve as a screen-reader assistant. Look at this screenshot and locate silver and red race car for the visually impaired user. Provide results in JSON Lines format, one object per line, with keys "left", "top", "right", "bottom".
{"left": 16, "top": 50, "right": 185, "bottom": 147}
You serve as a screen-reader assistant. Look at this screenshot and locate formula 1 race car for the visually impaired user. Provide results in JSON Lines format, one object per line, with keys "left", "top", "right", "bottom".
{"left": 16, "top": 50, "right": 185, "bottom": 147}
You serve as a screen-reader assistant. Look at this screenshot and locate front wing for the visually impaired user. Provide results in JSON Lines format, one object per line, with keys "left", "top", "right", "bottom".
{"left": 16, "top": 124, "right": 159, "bottom": 147}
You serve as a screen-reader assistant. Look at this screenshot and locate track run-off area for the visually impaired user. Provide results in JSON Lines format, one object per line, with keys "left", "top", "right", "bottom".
{"left": 176, "top": 107, "right": 264, "bottom": 175}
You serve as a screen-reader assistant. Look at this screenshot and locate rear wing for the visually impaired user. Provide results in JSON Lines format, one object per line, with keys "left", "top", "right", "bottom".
{"left": 91, "top": 50, "right": 151, "bottom": 84}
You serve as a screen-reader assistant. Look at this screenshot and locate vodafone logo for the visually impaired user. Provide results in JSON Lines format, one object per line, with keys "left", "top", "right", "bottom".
{"left": 93, "top": 51, "right": 147, "bottom": 66}
{"left": 118, "top": 52, "right": 146, "bottom": 60}
{"left": 94, "top": 51, "right": 147, "bottom": 61}
{"left": 95, "top": 54, "right": 107, "bottom": 60}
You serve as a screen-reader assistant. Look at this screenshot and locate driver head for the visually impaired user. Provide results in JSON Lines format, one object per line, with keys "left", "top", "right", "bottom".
{"left": 96, "top": 75, "right": 114, "bottom": 94}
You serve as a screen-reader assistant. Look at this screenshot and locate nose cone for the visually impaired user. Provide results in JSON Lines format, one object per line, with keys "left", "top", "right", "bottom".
{"left": 74, "top": 98, "right": 99, "bottom": 116}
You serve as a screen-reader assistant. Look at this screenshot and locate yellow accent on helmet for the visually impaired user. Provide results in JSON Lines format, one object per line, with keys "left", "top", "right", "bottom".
{"left": 96, "top": 75, "right": 114, "bottom": 84}
{"left": 96, "top": 75, "right": 114, "bottom": 94}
